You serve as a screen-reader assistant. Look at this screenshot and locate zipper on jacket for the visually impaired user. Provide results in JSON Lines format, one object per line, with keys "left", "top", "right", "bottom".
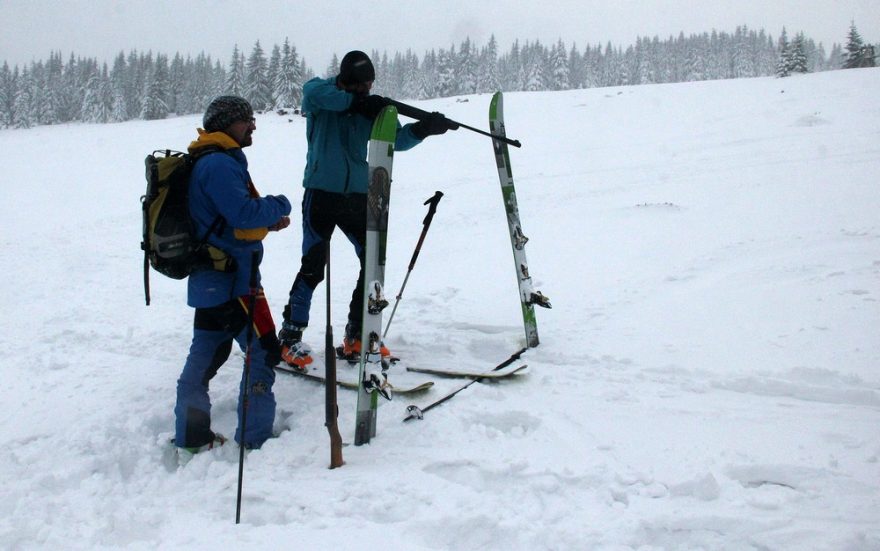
{"left": 342, "top": 113, "right": 352, "bottom": 193}
{"left": 306, "top": 112, "right": 318, "bottom": 176}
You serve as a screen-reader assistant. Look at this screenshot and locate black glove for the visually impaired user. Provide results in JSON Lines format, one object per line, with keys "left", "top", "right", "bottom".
{"left": 350, "top": 94, "right": 389, "bottom": 119}
{"left": 411, "top": 112, "right": 450, "bottom": 139}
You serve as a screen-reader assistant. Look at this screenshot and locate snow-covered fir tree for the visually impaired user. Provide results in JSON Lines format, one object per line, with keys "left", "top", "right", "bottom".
{"left": 184, "top": 53, "right": 219, "bottom": 114}
{"left": 684, "top": 38, "right": 707, "bottom": 81}
{"left": 633, "top": 36, "right": 656, "bottom": 85}
{"left": 108, "top": 53, "right": 127, "bottom": 122}
{"left": 275, "top": 39, "right": 303, "bottom": 108}
{"left": 732, "top": 26, "right": 756, "bottom": 78}
{"left": 435, "top": 46, "right": 457, "bottom": 97}
{"left": 167, "top": 54, "right": 186, "bottom": 115}
{"left": 776, "top": 27, "right": 792, "bottom": 77}
{"left": 225, "top": 45, "right": 245, "bottom": 96}
{"left": 478, "top": 35, "right": 501, "bottom": 94}
{"left": 458, "top": 38, "right": 479, "bottom": 95}
{"left": 498, "top": 40, "right": 521, "bottom": 91}
{"left": 581, "top": 44, "right": 601, "bottom": 88}
{"left": 267, "top": 44, "right": 281, "bottom": 107}
{"left": 110, "top": 84, "right": 126, "bottom": 122}
{"left": 141, "top": 54, "right": 169, "bottom": 120}
{"left": 245, "top": 41, "right": 272, "bottom": 111}
{"left": 325, "top": 53, "right": 339, "bottom": 78}
{"left": 549, "top": 39, "right": 570, "bottom": 90}
{"left": 843, "top": 22, "right": 876, "bottom": 68}
{"left": 418, "top": 50, "right": 437, "bottom": 99}
{"left": 0, "top": 62, "right": 14, "bottom": 127}
{"left": 400, "top": 49, "right": 421, "bottom": 99}
{"left": 122, "top": 51, "right": 143, "bottom": 119}
{"left": 789, "top": 32, "right": 809, "bottom": 74}
{"left": 371, "top": 51, "right": 392, "bottom": 96}
{"left": 29, "top": 63, "right": 53, "bottom": 125}
{"left": 81, "top": 65, "right": 108, "bottom": 123}
{"left": 384, "top": 51, "right": 404, "bottom": 98}
{"left": 522, "top": 41, "right": 548, "bottom": 91}
{"left": 12, "top": 66, "right": 33, "bottom": 128}
{"left": 50, "top": 53, "right": 74, "bottom": 124}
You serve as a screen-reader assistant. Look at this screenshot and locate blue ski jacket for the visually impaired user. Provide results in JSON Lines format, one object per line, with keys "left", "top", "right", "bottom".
{"left": 301, "top": 76, "right": 422, "bottom": 194}
{"left": 186, "top": 130, "right": 292, "bottom": 307}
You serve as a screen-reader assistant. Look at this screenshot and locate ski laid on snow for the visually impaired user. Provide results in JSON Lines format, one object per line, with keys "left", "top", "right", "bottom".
{"left": 405, "top": 363, "right": 528, "bottom": 379}
{"left": 403, "top": 348, "right": 529, "bottom": 422}
{"left": 488, "top": 92, "right": 551, "bottom": 348}
{"left": 274, "top": 363, "right": 434, "bottom": 394}
{"left": 355, "top": 105, "right": 399, "bottom": 446}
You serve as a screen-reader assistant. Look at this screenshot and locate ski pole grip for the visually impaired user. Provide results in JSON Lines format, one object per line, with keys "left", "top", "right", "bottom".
{"left": 407, "top": 191, "right": 443, "bottom": 272}
{"left": 422, "top": 191, "right": 443, "bottom": 225}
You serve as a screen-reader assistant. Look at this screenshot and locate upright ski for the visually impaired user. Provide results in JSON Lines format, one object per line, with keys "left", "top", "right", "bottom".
{"left": 489, "top": 92, "right": 550, "bottom": 348}
{"left": 355, "top": 105, "right": 399, "bottom": 446}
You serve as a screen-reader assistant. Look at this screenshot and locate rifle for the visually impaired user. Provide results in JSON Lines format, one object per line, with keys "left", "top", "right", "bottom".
{"left": 384, "top": 98, "right": 522, "bottom": 148}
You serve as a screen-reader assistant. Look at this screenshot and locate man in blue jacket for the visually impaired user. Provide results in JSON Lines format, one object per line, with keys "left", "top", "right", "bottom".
{"left": 175, "top": 96, "right": 292, "bottom": 455}
{"left": 279, "top": 51, "right": 450, "bottom": 369}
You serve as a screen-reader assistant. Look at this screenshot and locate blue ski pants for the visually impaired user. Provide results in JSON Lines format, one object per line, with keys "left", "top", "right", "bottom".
{"left": 175, "top": 292, "right": 281, "bottom": 449}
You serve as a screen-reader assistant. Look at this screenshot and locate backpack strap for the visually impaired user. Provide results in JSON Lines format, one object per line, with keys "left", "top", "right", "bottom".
{"left": 190, "top": 145, "right": 230, "bottom": 242}
{"left": 197, "top": 215, "right": 225, "bottom": 246}
{"left": 190, "top": 146, "right": 233, "bottom": 266}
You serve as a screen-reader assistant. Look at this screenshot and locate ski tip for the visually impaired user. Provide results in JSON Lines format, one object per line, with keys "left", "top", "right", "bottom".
{"left": 371, "top": 105, "right": 399, "bottom": 142}
{"left": 489, "top": 91, "right": 502, "bottom": 119}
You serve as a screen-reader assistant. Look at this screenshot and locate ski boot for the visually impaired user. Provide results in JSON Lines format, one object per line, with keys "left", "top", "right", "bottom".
{"left": 279, "top": 326, "right": 313, "bottom": 371}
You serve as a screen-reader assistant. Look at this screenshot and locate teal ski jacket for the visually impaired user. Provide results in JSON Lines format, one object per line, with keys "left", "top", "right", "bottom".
{"left": 301, "top": 76, "right": 422, "bottom": 194}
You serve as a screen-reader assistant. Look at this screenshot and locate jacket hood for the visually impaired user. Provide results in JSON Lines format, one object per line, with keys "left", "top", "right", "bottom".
{"left": 188, "top": 129, "right": 241, "bottom": 154}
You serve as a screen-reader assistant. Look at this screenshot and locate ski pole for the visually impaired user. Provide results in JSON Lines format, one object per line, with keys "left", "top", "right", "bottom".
{"left": 384, "top": 98, "right": 522, "bottom": 148}
{"left": 324, "top": 241, "right": 344, "bottom": 469}
{"left": 383, "top": 191, "right": 444, "bottom": 339}
{"left": 403, "top": 347, "right": 528, "bottom": 422}
{"left": 236, "top": 250, "right": 259, "bottom": 524}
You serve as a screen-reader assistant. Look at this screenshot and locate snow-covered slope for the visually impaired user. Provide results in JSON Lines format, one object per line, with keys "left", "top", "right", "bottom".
{"left": 1, "top": 68, "right": 878, "bottom": 550}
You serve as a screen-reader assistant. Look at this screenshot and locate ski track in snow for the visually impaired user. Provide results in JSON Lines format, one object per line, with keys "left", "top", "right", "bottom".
{"left": 1, "top": 69, "right": 879, "bottom": 550}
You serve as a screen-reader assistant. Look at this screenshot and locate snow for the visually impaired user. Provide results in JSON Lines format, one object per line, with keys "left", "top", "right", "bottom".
{"left": 1, "top": 68, "right": 879, "bottom": 550}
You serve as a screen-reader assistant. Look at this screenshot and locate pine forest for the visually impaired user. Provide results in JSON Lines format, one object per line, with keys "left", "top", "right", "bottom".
{"left": 0, "top": 23, "right": 875, "bottom": 129}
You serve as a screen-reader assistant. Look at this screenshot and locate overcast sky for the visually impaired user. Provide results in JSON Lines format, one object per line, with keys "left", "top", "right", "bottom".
{"left": 2, "top": 0, "right": 878, "bottom": 70}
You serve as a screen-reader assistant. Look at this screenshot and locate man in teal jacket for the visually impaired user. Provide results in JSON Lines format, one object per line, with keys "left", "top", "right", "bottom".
{"left": 280, "top": 50, "right": 449, "bottom": 368}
